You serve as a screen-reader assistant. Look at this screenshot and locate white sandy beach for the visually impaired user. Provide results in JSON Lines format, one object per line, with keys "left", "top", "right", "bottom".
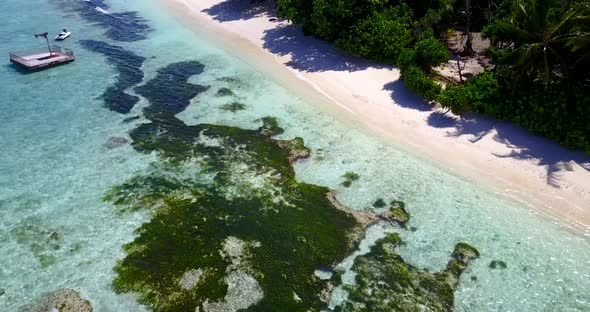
{"left": 159, "top": 0, "right": 590, "bottom": 235}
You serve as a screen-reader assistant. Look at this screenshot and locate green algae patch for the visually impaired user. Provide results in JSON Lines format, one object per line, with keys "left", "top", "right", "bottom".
{"left": 9, "top": 216, "right": 64, "bottom": 268}
{"left": 489, "top": 260, "right": 507, "bottom": 269}
{"left": 107, "top": 116, "right": 363, "bottom": 311}
{"left": 220, "top": 102, "right": 246, "bottom": 112}
{"left": 340, "top": 234, "right": 479, "bottom": 311}
{"left": 341, "top": 172, "right": 360, "bottom": 188}
{"left": 372, "top": 198, "right": 386, "bottom": 208}
{"left": 216, "top": 87, "right": 235, "bottom": 97}
{"left": 343, "top": 172, "right": 360, "bottom": 181}
{"left": 388, "top": 200, "right": 410, "bottom": 227}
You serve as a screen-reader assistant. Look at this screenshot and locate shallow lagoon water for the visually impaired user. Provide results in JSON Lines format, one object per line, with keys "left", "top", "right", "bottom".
{"left": 0, "top": 0, "right": 589, "bottom": 311}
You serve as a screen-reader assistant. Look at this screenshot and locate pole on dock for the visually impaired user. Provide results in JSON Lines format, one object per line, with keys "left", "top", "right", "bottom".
{"left": 34, "top": 32, "right": 52, "bottom": 56}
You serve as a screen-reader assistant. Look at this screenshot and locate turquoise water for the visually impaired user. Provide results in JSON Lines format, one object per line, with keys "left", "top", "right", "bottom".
{"left": 0, "top": 0, "right": 589, "bottom": 311}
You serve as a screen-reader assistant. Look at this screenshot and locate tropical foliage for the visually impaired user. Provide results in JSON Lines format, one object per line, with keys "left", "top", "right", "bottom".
{"left": 273, "top": 0, "right": 590, "bottom": 152}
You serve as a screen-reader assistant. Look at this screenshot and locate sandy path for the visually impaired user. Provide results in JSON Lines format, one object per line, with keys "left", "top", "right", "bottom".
{"left": 159, "top": 0, "right": 590, "bottom": 235}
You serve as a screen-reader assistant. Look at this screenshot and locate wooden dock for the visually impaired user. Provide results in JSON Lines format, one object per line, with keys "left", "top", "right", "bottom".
{"left": 9, "top": 45, "right": 75, "bottom": 70}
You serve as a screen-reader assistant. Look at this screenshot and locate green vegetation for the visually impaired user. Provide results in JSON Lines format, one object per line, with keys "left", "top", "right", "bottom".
{"left": 104, "top": 60, "right": 369, "bottom": 311}
{"left": 216, "top": 87, "right": 235, "bottom": 97}
{"left": 341, "top": 171, "right": 360, "bottom": 188}
{"left": 388, "top": 200, "right": 410, "bottom": 227}
{"left": 220, "top": 101, "right": 246, "bottom": 112}
{"left": 107, "top": 117, "right": 366, "bottom": 311}
{"left": 9, "top": 217, "right": 64, "bottom": 268}
{"left": 338, "top": 233, "right": 479, "bottom": 311}
{"left": 274, "top": 0, "right": 590, "bottom": 152}
{"left": 489, "top": 260, "right": 508, "bottom": 269}
{"left": 372, "top": 198, "right": 386, "bottom": 208}
{"left": 103, "top": 57, "right": 482, "bottom": 311}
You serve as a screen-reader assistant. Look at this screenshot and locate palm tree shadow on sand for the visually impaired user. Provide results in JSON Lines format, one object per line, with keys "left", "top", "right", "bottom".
{"left": 201, "top": 0, "right": 389, "bottom": 72}
{"left": 201, "top": 0, "right": 273, "bottom": 22}
{"left": 424, "top": 111, "right": 590, "bottom": 187}
{"left": 201, "top": 0, "right": 590, "bottom": 187}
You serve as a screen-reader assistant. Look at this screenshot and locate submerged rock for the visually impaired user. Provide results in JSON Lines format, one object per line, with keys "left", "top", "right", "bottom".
{"left": 122, "top": 115, "right": 141, "bottom": 123}
{"left": 19, "top": 288, "right": 93, "bottom": 312}
{"left": 10, "top": 217, "right": 64, "bottom": 268}
{"left": 276, "top": 137, "right": 311, "bottom": 163}
{"left": 372, "top": 198, "right": 386, "bottom": 208}
{"left": 103, "top": 137, "right": 129, "bottom": 149}
{"left": 384, "top": 200, "right": 410, "bottom": 227}
{"left": 216, "top": 87, "right": 235, "bottom": 97}
{"left": 489, "top": 260, "right": 508, "bottom": 269}
{"left": 339, "top": 234, "right": 479, "bottom": 311}
{"left": 179, "top": 269, "right": 205, "bottom": 290}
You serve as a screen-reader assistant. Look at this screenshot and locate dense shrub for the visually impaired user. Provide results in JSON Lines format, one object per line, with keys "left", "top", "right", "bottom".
{"left": 438, "top": 71, "right": 500, "bottom": 115}
{"left": 337, "top": 5, "right": 414, "bottom": 63}
{"left": 275, "top": 0, "right": 590, "bottom": 153}
{"left": 438, "top": 69, "right": 590, "bottom": 152}
{"left": 400, "top": 66, "right": 442, "bottom": 101}
{"left": 412, "top": 29, "right": 450, "bottom": 71}
{"left": 437, "top": 85, "right": 469, "bottom": 114}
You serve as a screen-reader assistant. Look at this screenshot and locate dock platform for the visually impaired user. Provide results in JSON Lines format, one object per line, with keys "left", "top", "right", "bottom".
{"left": 9, "top": 45, "right": 75, "bottom": 70}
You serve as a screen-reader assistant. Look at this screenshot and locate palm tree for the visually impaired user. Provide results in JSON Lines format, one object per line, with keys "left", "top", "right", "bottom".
{"left": 483, "top": 0, "right": 579, "bottom": 82}
{"left": 567, "top": 6, "right": 590, "bottom": 67}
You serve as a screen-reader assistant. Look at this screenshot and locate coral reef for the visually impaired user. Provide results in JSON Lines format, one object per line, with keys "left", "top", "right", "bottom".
{"left": 19, "top": 288, "right": 93, "bottom": 312}
{"left": 387, "top": 200, "right": 410, "bottom": 227}
{"left": 103, "top": 60, "right": 478, "bottom": 312}
{"left": 339, "top": 234, "right": 479, "bottom": 311}
{"left": 106, "top": 61, "right": 363, "bottom": 311}
{"left": 10, "top": 217, "right": 64, "bottom": 268}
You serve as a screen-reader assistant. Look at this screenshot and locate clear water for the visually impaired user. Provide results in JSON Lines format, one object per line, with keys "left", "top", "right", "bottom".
{"left": 0, "top": 0, "right": 589, "bottom": 311}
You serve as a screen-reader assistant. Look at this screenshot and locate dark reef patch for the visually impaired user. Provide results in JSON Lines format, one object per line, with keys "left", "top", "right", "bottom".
{"left": 106, "top": 60, "right": 363, "bottom": 311}
{"left": 10, "top": 217, "right": 64, "bottom": 268}
{"left": 107, "top": 117, "right": 361, "bottom": 311}
{"left": 216, "top": 87, "right": 235, "bottom": 97}
{"left": 489, "top": 260, "right": 507, "bottom": 269}
{"left": 57, "top": 0, "right": 151, "bottom": 42}
{"left": 123, "top": 115, "right": 141, "bottom": 123}
{"left": 372, "top": 198, "right": 386, "bottom": 208}
{"left": 135, "top": 61, "right": 209, "bottom": 120}
{"left": 341, "top": 171, "right": 360, "bottom": 188}
{"left": 340, "top": 234, "right": 479, "bottom": 311}
{"left": 105, "top": 60, "right": 478, "bottom": 311}
{"left": 79, "top": 40, "right": 146, "bottom": 114}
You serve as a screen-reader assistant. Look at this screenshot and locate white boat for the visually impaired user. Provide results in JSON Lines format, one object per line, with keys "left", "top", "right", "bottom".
{"left": 55, "top": 29, "right": 71, "bottom": 41}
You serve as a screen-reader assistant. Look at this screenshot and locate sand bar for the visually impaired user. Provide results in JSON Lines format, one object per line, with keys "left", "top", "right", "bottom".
{"left": 159, "top": 0, "right": 590, "bottom": 235}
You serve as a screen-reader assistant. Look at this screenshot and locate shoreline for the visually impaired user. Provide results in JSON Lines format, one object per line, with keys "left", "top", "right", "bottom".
{"left": 158, "top": 0, "right": 590, "bottom": 236}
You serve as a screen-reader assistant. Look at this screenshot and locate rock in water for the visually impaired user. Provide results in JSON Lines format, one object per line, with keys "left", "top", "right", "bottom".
{"left": 103, "top": 137, "right": 129, "bottom": 149}
{"left": 19, "top": 289, "right": 93, "bottom": 312}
